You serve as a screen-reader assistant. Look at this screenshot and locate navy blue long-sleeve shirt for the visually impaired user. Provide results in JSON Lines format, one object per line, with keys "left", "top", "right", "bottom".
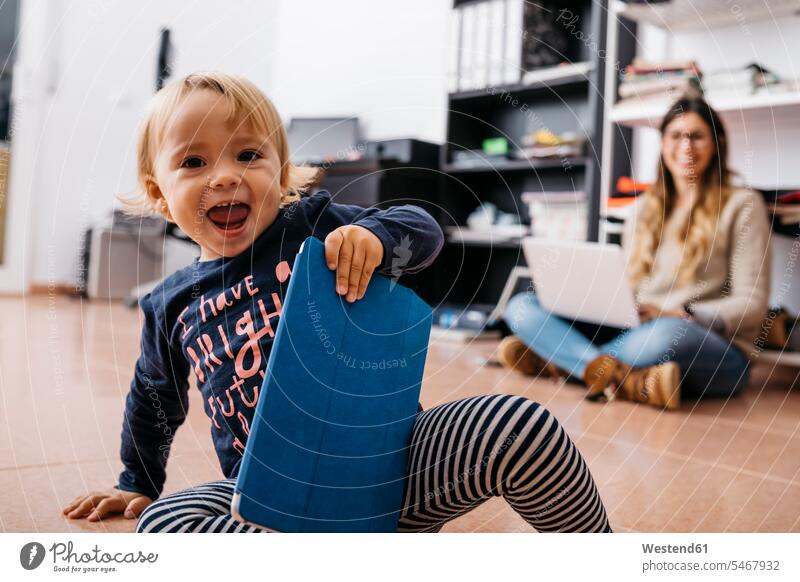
{"left": 116, "top": 191, "right": 444, "bottom": 499}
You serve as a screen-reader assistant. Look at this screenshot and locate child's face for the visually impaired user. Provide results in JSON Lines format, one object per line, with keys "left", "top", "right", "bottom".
{"left": 150, "top": 89, "right": 283, "bottom": 261}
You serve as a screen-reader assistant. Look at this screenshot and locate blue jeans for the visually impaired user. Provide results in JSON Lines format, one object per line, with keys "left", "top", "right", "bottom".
{"left": 504, "top": 292, "right": 751, "bottom": 399}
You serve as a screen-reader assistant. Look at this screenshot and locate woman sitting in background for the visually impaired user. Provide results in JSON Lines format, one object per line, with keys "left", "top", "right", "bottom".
{"left": 500, "top": 96, "right": 772, "bottom": 409}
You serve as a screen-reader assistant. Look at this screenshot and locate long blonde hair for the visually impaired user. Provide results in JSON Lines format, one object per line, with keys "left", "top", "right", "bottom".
{"left": 628, "top": 97, "right": 733, "bottom": 287}
{"left": 121, "top": 71, "right": 318, "bottom": 219}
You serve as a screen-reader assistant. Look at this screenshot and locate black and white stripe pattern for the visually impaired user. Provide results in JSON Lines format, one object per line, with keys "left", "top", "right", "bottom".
{"left": 136, "top": 395, "right": 611, "bottom": 533}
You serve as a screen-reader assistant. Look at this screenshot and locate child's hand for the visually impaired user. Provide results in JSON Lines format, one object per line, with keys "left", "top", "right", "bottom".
{"left": 62, "top": 488, "right": 152, "bottom": 522}
{"left": 324, "top": 225, "right": 384, "bottom": 302}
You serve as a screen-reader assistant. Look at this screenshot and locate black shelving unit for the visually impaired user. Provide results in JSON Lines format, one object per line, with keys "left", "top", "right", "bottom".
{"left": 430, "top": 0, "right": 629, "bottom": 308}
{"left": 442, "top": 157, "right": 587, "bottom": 174}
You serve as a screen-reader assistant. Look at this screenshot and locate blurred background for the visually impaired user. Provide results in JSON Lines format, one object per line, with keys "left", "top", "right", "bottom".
{"left": 1, "top": 0, "right": 800, "bottom": 325}
{"left": 0, "top": 0, "right": 453, "bottom": 300}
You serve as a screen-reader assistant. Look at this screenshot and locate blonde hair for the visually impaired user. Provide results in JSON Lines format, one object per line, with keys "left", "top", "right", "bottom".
{"left": 628, "top": 97, "right": 732, "bottom": 288}
{"left": 121, "top": 71, "right": 319, "bottom": 218}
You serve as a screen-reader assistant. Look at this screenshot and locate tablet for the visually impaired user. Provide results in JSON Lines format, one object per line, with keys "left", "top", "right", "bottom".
{"left": 231, "top": 236, "right": 432, "bottom": 532}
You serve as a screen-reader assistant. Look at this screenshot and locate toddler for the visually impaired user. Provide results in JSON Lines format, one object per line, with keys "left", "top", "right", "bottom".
{"left": 62, "top": 72, "right": 611, "bottom": 533}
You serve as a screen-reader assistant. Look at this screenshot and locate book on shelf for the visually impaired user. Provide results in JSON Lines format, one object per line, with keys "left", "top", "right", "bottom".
{"left": 487, "top": 0, "right": 505, "bottom": 87}
{"left": 460, "top": 1, "right": 476, "bottom": 90}
{"left": 513, "top": 143, "right": 584, "bottom": 160}
{"left": 446, "top": 6, "right": 461, "bottom": 93}
{"left": 445, "top": 224, "right": 528, "bottom": 244}
{"left": 624, "top": 58, "right": 702, "bottom": 77}
{"left": 450, "top": 0, "right": 586, "bottom": 92}
{"left": 504, "top": 0, "right": 524, "bottom": 85}
{"left": 514, "top": 129, "right": 587, "bottom": 160}
{"left": 702, "top": 63, "right": 781, "bottom": 97}
{"left": 618, "top": 58, "right": 702, "bottom": 103}
{"left": 520, "top": 61, "right": 593, "bottom": 86}
{"left": 618, "top": 76, "right": 702, "bottom": 99}
{"left": 474, "top": 0, "right": 489, "bottom": 89}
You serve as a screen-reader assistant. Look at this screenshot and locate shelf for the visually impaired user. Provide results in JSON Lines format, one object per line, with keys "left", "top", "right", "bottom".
{"left": 445, "top": 236, "right": 523, "bottom": 249}
{"left": 610, "top": 91, "right": 800, "bottom": 128}
{"left": 602, "top": 205, "right": 635, "bottom": 221}
{"left": 449, "top": 71, "right": 590, "bottom": 102}
{"left": 757, "top": 349, "right": 800, "bottom": 368}
{"left": 600, "top": 221, "right": 625, "bottom": 235}
{"left": 443, "top": 157, "right": 586, "bottom": 174}
{"left": 438, "top": 0, "right": 608, "bottom": 306}
{"left": 614, "top": 0, "right": 800, "bottom": 32}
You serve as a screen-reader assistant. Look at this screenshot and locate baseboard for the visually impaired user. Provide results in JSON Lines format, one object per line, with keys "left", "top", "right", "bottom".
{"left": 27, "top": 284, "right": 80, "bottom": 296}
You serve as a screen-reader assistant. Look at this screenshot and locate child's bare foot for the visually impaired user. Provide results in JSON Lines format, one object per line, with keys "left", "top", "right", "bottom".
{"left": 62, "top": 488, "right": 152, "bottom": 522}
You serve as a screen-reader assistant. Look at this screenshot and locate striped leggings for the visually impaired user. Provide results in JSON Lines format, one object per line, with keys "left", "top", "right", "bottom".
{"left": 137, "top": 394, "right": 612, "bottom": 533}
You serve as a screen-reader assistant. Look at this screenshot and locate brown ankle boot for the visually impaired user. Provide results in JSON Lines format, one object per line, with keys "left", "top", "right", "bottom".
{"left": 617, "top": 362, "right": 681, "bottom": 410}
{"left": 497, "top": 336, "right": 564, "bottom": 380}
{"left": 583, "top": 356, "right": 681, "bottom": 410}
{"left": 583, "top": 355, "right": 626, "bottom": 401}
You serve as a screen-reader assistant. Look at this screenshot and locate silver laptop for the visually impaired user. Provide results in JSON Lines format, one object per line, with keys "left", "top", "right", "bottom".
{"left": 521, "top": 238, "right": 640, "bottom": 328}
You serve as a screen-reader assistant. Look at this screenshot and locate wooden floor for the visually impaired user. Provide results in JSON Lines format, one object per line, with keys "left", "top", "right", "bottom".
{"left": 1, "top": 295, "right": 799, "bottom": 533}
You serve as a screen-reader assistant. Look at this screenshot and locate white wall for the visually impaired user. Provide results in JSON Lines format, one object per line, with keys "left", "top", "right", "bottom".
{"left": 632, "top": 17, "right": 800, "bottom": 188}
{"left": 4, "top": 0, "right": 450, "bottom": 290}
{"left": 3, "top": 0, "right": 278, "bottom": 290}
{"left": 268, "top": 0, "right": 450, "bottom": 144}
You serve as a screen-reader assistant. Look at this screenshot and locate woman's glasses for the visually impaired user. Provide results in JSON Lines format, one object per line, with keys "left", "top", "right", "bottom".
{"left": 664, "top": 130, "right": 713, "bottom": 146}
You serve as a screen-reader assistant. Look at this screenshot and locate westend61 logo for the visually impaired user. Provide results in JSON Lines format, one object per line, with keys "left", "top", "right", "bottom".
{"left": 19, "top": 541, "right": 158, "bottom": 574}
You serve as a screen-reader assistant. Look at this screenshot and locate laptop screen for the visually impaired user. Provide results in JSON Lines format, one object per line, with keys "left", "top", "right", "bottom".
{"left": 287, "top": 117, "right": 360, "bottom": 164}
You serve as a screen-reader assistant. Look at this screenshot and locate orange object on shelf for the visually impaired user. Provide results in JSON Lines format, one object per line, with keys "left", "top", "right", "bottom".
{"left": 616, "top": 176, "right": 652, "bottom": 194}
{"left": 607, "top": 196, "right": 637, "bottom": 207}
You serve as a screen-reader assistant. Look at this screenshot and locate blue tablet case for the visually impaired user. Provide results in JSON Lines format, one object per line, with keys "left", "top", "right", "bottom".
{"left": 232, "top": 236, "right": 432, "bottom": 532}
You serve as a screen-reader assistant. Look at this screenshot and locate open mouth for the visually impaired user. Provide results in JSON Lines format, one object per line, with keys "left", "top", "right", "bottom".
{"left": 206, "top": 201, "right": 250, "bottom": 233}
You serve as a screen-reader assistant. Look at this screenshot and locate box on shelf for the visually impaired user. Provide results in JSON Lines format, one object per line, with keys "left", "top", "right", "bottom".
{"left": 522, "top": 191, "right": 587, "bottom": 241}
